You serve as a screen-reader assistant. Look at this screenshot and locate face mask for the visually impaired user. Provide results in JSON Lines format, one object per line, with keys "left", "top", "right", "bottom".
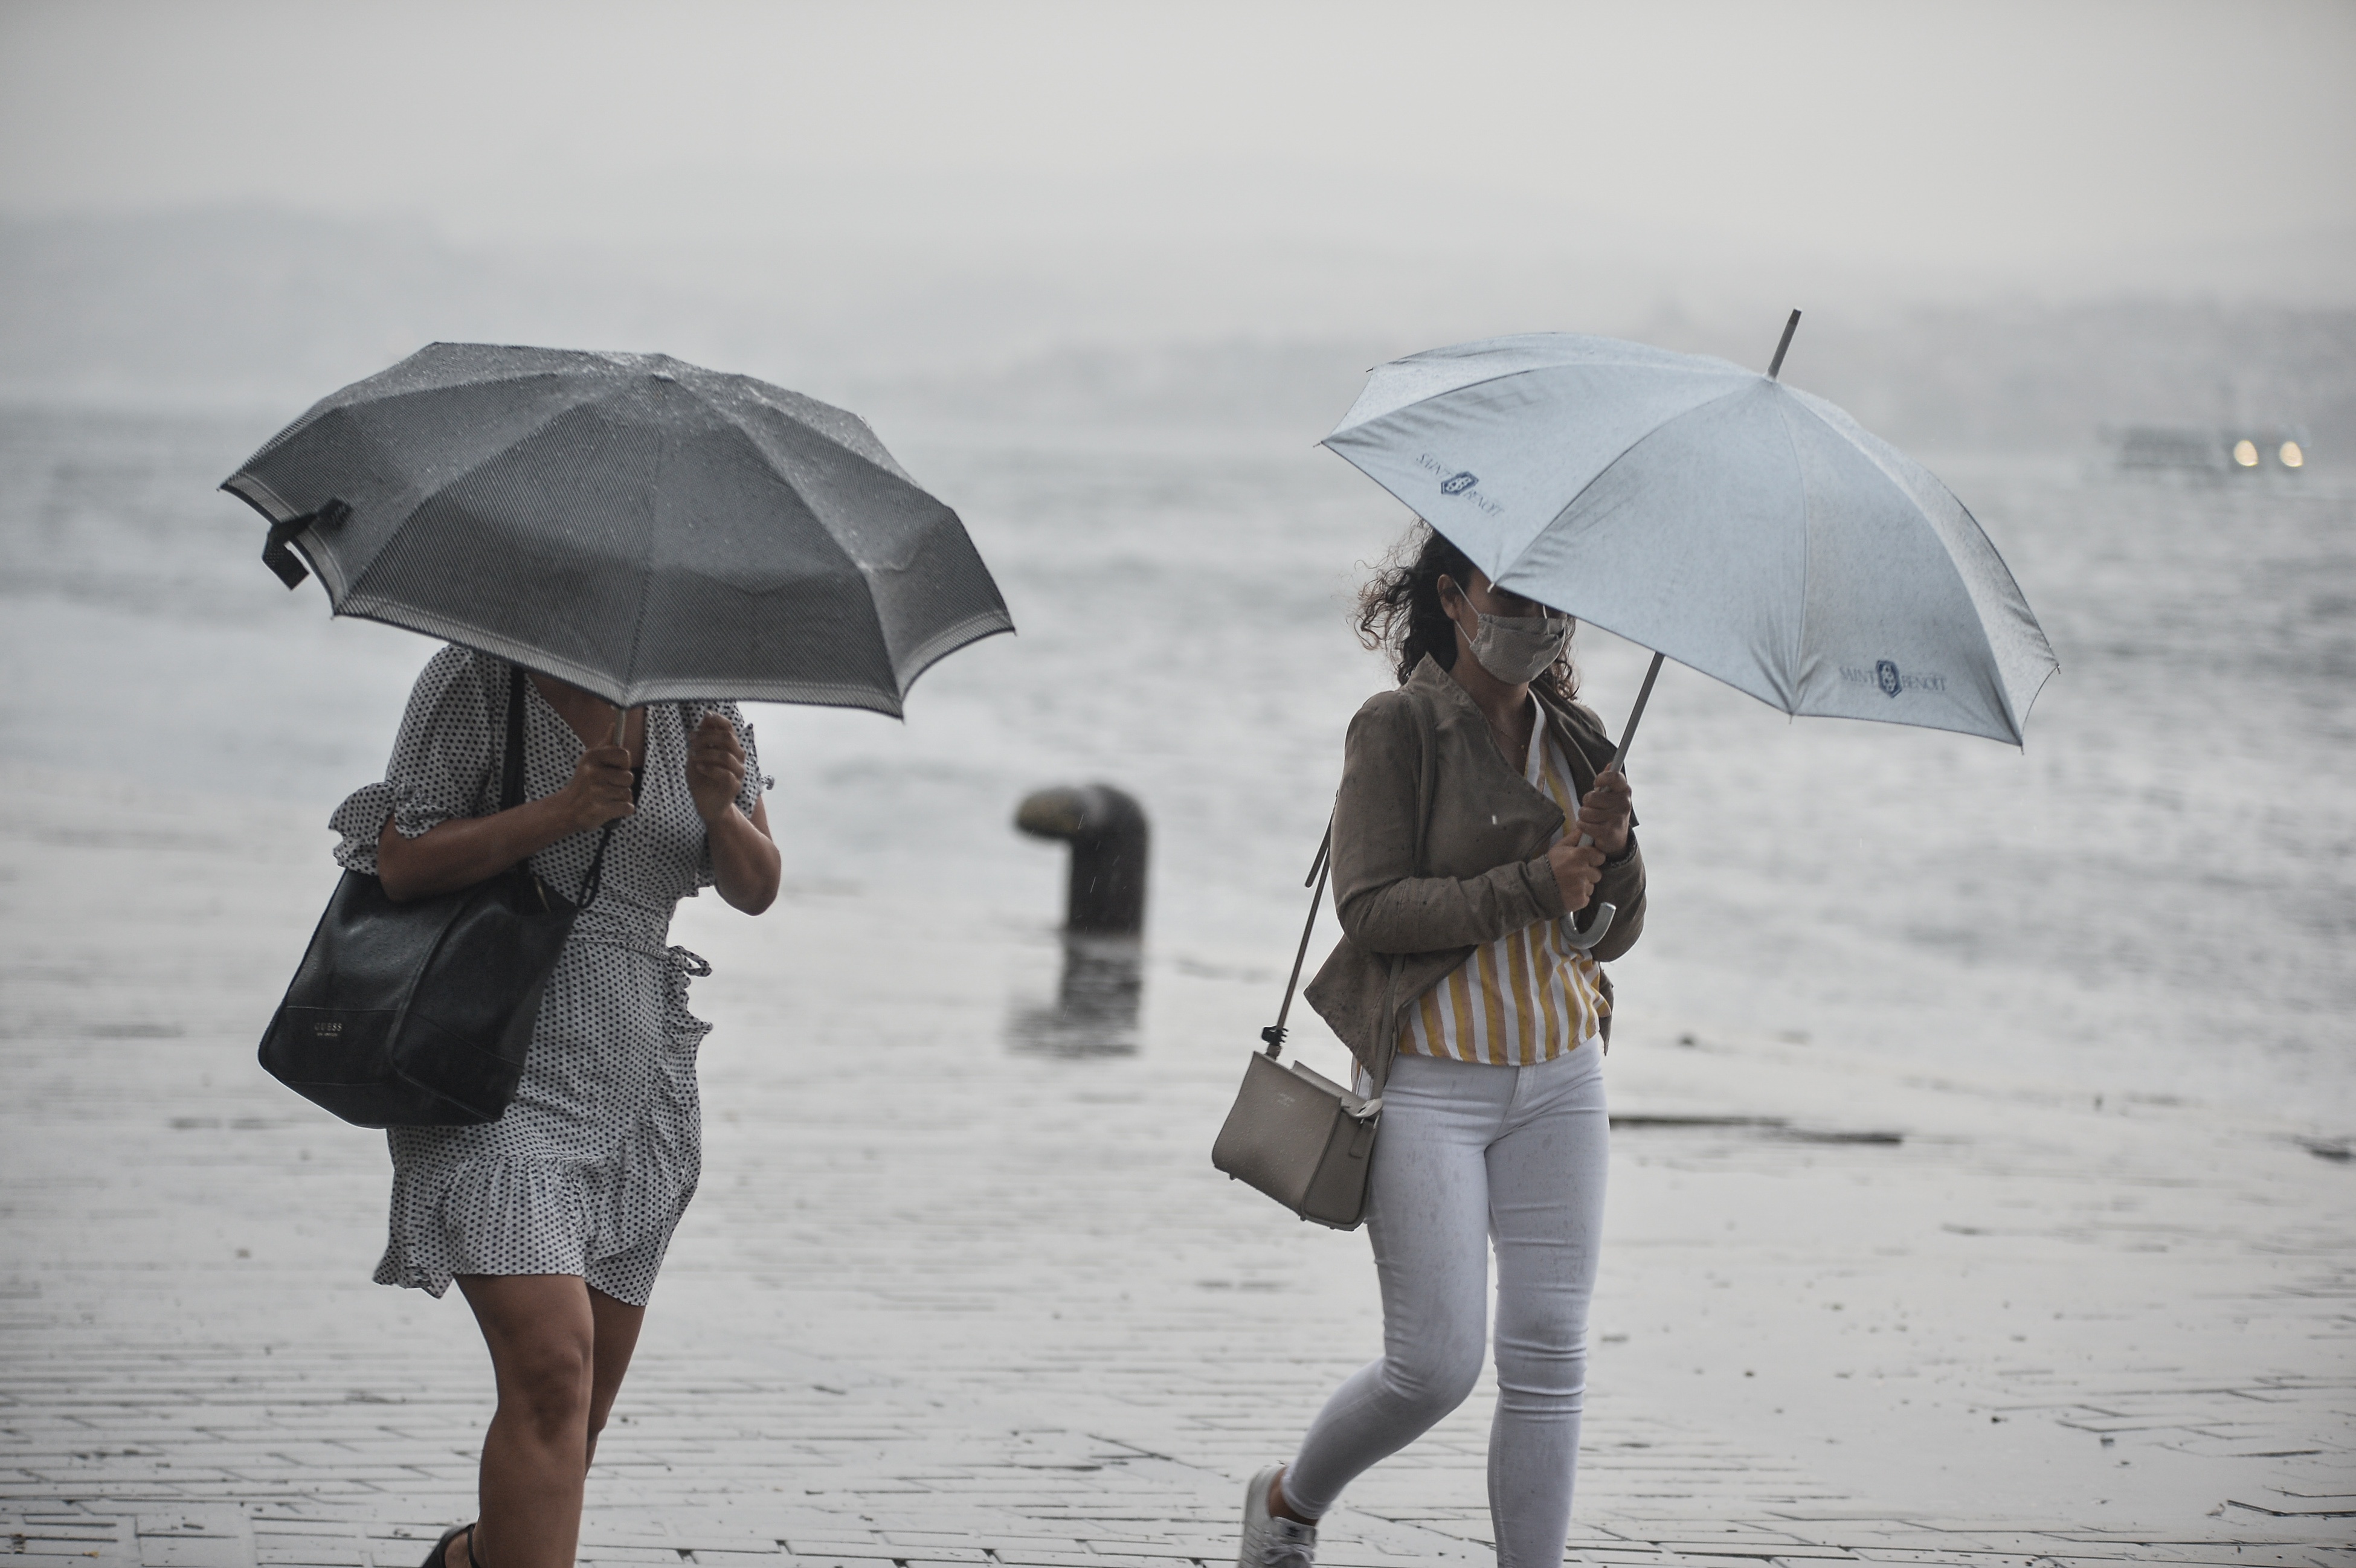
{"left": 1466, "top": 609, "right": 1572, "bottom": 684}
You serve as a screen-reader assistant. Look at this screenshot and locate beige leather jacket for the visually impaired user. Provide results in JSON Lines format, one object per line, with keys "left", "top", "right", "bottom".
{"left": 1303, "top": 655, "right": 1647, "bottom": 1070}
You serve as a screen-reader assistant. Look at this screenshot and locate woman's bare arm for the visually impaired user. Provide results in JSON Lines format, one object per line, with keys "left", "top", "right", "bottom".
{"left": 687, "top": 715, "right": 781, "bottom": 915}
{"left": 376, "top": 745, "right": 637, "bottom": 902}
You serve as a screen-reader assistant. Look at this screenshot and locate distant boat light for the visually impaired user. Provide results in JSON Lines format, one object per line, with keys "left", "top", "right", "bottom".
{"left": 2280, "top": 440, "right": 2305, "bottom": 469}
{"left": 2233, "top": 439, "right": 2260, "bottom": 468}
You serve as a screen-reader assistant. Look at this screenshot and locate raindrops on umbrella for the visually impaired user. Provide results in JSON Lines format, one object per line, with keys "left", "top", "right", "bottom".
{"left": 222, "top": 342, "right": 1014, "bottom": 716}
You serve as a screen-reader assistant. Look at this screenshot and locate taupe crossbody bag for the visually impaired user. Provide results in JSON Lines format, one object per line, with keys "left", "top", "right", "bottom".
{"left": 1211, "top": 694, "right": 1435, "bottom": 1229}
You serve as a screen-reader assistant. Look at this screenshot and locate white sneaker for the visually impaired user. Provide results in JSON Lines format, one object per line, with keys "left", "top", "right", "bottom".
{"left": 1237, "top": 1465, "right": 1318, "bottom": 1568}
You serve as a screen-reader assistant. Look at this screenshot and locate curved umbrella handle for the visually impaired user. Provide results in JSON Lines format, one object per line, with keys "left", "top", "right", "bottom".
{"left": 1560, "top": 807, "right": 1619, "bottom": 951}
{"left": 1563, "top": 831, "right": 1617, "bottom": 953}
{"left": 1563, "top": 819, "right": 1615, "bottom": 952}
{"left": 1563, "top": 898, "right": 1617, "bottom": 952}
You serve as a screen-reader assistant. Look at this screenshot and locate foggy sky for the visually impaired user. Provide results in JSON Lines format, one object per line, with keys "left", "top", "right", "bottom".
{"left": 4, "top": 0, "right": 2352, "bottom": 293}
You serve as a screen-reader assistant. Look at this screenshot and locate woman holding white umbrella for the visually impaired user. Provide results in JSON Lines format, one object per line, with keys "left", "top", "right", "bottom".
{"left": 1237, "top": 520, "right": 1645, "bottom": 1568}
{"left": 1235, "top": 317, "right": 2053, "bottom": 1568}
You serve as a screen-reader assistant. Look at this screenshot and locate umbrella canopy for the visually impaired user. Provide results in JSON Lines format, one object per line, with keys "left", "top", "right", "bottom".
{"left": 221, "top": 342, "right": 1013, "bottom": 716}
{"left": 1322, "top": 330, "right": 2055, "bottom": 745}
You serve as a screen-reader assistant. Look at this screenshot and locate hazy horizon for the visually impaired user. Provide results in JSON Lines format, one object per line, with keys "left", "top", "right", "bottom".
{"left": 4, "top": 1, "right": 2352, "bottom": 304}
{"left": 4, "top": 2, "right": 2353, "bottom": 454}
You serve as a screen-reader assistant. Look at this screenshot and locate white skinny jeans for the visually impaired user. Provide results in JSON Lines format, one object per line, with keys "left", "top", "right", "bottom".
{"left": 1283, "top": 1046, "right": 1609, "bottom": 1568}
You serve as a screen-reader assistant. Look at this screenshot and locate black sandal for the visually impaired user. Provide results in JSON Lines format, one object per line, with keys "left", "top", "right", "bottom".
{"left": 420, "top": 1523, "right": 478, "bottom": 1568}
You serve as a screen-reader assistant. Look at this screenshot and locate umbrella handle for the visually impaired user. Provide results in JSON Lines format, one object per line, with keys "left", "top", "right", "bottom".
{"left": 1563, "top": 896, "right": 1617, "bottom": 953}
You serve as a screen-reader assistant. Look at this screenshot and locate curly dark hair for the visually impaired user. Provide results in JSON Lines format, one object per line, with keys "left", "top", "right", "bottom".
{"left": 1355, "top": 521, "right": 1578, "bottom": 701}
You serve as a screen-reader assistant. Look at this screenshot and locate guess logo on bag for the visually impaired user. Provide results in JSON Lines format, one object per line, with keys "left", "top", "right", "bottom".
{"left": 311, "top": 1019, "right": 344, "bottom": 1038}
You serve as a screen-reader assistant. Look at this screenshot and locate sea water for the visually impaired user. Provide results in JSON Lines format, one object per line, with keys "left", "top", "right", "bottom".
{"left": 2, "top": 400, "right": 2349, "bottom": 1123}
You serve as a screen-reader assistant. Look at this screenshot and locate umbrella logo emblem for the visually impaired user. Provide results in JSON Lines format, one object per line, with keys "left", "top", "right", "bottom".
{"left": 1440, "top": 471, "right": 1479, "bottom": 495}
{"left": 1875, "top": 659, "right": 1903, "bottom": 698}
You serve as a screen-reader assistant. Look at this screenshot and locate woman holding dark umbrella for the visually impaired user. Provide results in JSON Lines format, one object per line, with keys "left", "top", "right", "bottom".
{"left": 329, "top": 644, "right": 780, "bottom": 1568}
{"left": 222, "top": 343, "right": 1014, "bottom": 1568}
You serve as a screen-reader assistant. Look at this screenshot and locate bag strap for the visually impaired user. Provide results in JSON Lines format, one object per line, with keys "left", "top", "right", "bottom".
{"left": 1258, "top": 821, "right": 1333, "bottom": 1060}
{"left": 499, "top": 665, "right": 529, "bottom": 812}
{"left": 575, "top": 821, "right": 616, "bottom": 910}
{"left": 1261, "top": 683, "right": 1440, "bottom": 1110}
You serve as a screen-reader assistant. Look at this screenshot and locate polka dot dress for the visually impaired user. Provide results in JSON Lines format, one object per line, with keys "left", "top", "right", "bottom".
{"left": 330, "top": 644, "right": 765, "bottom": 1306}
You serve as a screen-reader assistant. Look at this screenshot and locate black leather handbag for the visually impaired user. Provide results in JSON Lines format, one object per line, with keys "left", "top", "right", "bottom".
{"left": 259, "top": 666, "right": 608, "bottom": 1128}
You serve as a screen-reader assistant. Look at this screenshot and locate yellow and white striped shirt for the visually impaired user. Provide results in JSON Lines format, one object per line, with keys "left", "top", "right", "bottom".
{"left": 1398, "top": 706, "right": 1608, "bottom": 1065}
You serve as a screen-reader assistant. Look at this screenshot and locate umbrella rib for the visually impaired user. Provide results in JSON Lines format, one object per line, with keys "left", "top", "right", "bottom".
{"left": 661, "top": 395, "right": 968, "bottom": 708}
{"left": 2013, "top": 658, "right": 2059, "bottom": 747}
{"left": 696, "top": 407, "right": 915, "bottom": 698}
{"left": 620, "top": 395, "right": 668, "bottom": 713}
{"left": 715, "top": 406, "right": 1002, "bottom": 701}
{"left": 732, "top": 413, "right": 944, "bottom": 518}
{"left": 1779, "top": 393, "right": 2044, "bottom": 743}
{"left": 1775, "top": 390, "right": 1812, "bottom": 713}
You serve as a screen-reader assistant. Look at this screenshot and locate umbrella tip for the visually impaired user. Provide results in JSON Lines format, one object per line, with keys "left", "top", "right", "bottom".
{"left": 1767, "top": 309, "right": 1802, "bottom": 381}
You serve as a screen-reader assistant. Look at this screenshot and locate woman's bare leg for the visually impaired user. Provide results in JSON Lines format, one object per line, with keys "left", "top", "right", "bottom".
{"left": 454, "top": 1274, "right": 597, "bottom": 1568}
{"left": 584, "top": 1287, "right": 647, "bottom": 1470}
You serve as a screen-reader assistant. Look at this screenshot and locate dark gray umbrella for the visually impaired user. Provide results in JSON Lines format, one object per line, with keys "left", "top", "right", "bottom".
{"left": 220, "top": 342, "right": 1013, "bottom": 716}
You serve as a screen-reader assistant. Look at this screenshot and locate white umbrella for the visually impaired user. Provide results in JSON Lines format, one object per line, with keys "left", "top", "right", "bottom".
{"left": 1322, "top": 313, "right": 2056, "bottom": 749}
{"left": 1321, "top": 313, "right": 2058, "bottom": 951}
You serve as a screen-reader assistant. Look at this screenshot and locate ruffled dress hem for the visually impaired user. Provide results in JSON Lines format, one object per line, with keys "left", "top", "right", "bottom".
{"left": 373, "top": 1146, "right": 700, "bottom": 1307}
